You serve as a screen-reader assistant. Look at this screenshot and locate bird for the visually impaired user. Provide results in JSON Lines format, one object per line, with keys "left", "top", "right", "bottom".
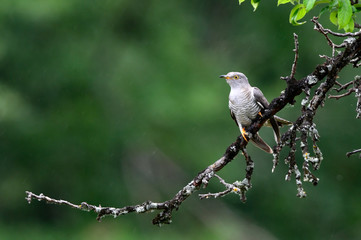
{"left": 220, "top": 72, "right": 291, "bottom": 154}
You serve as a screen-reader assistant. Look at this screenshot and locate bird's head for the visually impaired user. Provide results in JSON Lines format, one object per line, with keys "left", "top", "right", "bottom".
{"left": 219, "top": 72, "right": 249, "bottom": 88}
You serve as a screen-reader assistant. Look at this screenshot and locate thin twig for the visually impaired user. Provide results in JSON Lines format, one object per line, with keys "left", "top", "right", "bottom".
{"left": 328, "top": 88, "right": 355, "bottom": 99}
{"left": 199, "top": 174, "right": 237, "bottom": 199}
{"left": 290, "top": 33, "right": 299, "bottom": 79}
{"left": 346, "top": 149, "right": 361, "bottom": 158}
{"left": 26, "top": 192, "right": 83, "bottom": 209}
{"left": 312, "top": 17, "right": 361, "bottom": 38}
{"left": 199, "top": 188, "right": 232, "bottom": 199}
{"left": 312, "top": 17, "right": 361, "bottom": 59}
{"left": 25, "top": 191, "right": 172, "bottom": 223}
{"left": 333, "top": 81, "right": 354, "bottom": 92}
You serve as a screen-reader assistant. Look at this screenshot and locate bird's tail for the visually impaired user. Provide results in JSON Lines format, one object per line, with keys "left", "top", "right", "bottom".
{"left": 274, "top": 116, "right": 292, "bottom": 126}
{"left": 264, "top": 116, "right": 292, "bottom": 127}
{"left": 250, "top": 133, "right": 273, "bottom": 154}
{"left": 264, "top": 115, "right": 292, "bottom": 143}
{"left": 269, "top": 116, "right": 280, "bottom": 143}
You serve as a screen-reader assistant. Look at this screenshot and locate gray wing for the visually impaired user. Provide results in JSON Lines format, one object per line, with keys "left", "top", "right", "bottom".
{"left": 253, "top": 87, "right": 280, "bottom": 143}
{"left": 253, "top": 87, "right": 269, "bottom": 108}
{"left": 230, "top": 109, "right": 239, "bottom": 126}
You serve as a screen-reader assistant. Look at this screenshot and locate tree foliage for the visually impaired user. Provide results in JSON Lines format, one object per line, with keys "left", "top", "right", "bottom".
{"left": 240, "top": 0, "right": 361, "bottom": 32}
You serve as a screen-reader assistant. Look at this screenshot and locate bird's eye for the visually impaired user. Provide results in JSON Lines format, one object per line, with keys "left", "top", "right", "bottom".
{"left": 234, "top": 75, "right": 239, "bottom": 79}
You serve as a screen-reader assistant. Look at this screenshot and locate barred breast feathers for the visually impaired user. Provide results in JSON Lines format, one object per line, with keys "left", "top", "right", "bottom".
{"left": 229, "top": 88, "right": 261, "bottom": 126}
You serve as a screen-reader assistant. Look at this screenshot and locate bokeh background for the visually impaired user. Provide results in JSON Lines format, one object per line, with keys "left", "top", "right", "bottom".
{"left": 1, "top": 0, "right": 361, "bottom": 239}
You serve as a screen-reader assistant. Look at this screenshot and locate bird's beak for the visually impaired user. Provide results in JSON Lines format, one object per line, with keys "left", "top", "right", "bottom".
{"left": 219, "top": 75, "right": 229, "bottom": 79}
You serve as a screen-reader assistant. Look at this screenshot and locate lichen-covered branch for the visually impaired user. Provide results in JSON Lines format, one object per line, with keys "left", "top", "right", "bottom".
{"left": 25, "top": 18, "right": 361, "bottom": 225}
{"left": 268, "top": 17, "right": 361, "bottom": 196}
{"left": 26, "top": 134, "right": 249, "bottom": 226}
{"left": 290, "top": 33, "right": 299, "bottom": 79}
{"left": 199, "top": 148, "right": 254, "bottom": 202}
{"left": 356, "top": 76, "right": 361, "bottom": 119}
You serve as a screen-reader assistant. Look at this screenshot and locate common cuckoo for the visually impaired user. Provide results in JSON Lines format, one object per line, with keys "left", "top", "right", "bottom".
{"left": 220, "top": 72, "right": 291, "bottom": 154}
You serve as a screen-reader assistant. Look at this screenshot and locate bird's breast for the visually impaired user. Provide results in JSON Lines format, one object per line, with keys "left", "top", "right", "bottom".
{"left": 229, "top": 89, "right": 261, "bottom": 126}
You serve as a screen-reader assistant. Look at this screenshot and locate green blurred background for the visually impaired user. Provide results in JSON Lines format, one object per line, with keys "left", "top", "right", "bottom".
{"left": 1, "top": 0, "right": 361, "bottom": 239}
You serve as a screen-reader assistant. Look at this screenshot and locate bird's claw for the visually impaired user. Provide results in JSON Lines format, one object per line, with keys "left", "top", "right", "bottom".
{"left": 241, "top": 128, "right": 249, "bottom": 142}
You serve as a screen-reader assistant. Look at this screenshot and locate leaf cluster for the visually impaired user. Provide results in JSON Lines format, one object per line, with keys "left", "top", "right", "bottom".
{"left": 239, "top": 0, "right": 361, "bottom": 32}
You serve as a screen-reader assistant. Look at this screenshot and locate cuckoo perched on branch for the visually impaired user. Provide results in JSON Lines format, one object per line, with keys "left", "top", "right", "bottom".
{"left": 220, "top": 72, "right": 291, "bottom": 153}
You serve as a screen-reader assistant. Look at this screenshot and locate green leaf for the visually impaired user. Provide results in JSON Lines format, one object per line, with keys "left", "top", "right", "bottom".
{"left": 278, "top": 0, "right": 292, "bottom": 6}
{"left": 314, "top": 0, "right": 331, "bottom": 10}
{"left": 343, "top": 17, "right": 354, "bottom": 32}
{"left": 329, "top": 0, "right": 339, "bottom": 9}
{"left": 251, "top": 0, "right": 260, "bottom": 11}
{"left": 329, "top": 11, "right": 338, "bottom": 25}
{"left": 304, "top": 0, "right": 316, "bottom": 12}
{"left": 289, "top": 4, "right": 307, "bottom": 25}
{"left": 338, "top": 0, "right": 352, "bottom": 29}
{"left": 239, "top": 0, "right": 246, "bottom": 5}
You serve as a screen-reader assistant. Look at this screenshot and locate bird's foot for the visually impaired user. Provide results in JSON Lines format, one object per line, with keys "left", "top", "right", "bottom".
{"left": 241, "top": 128, "right": 249, "bottom": 142}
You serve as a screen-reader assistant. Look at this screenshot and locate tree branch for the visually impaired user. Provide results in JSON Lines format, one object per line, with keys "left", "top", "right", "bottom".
{"left": 25, "top": 19, "right": 361, "bottom": 225}
{"left": 26, "top": 134, "right": 249, "bottom": 225}
{"left": 312, "top": 17, "right": 361, "bottom": 38}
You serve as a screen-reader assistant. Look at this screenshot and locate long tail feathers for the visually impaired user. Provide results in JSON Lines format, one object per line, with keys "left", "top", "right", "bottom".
{"left": 248, "top": 116, "right": 292, "bottom": 154}
{"left": 269, "top": 116, "right": 280, "bottom": 143}
{"left": 264, "top": 116, "right": 292, "bottom": 127}
{"left": 250, "top": 133, "right": 273, "bottom": 154}
{"left": 273, "top": 116, "right": 292, "bottom": 126}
